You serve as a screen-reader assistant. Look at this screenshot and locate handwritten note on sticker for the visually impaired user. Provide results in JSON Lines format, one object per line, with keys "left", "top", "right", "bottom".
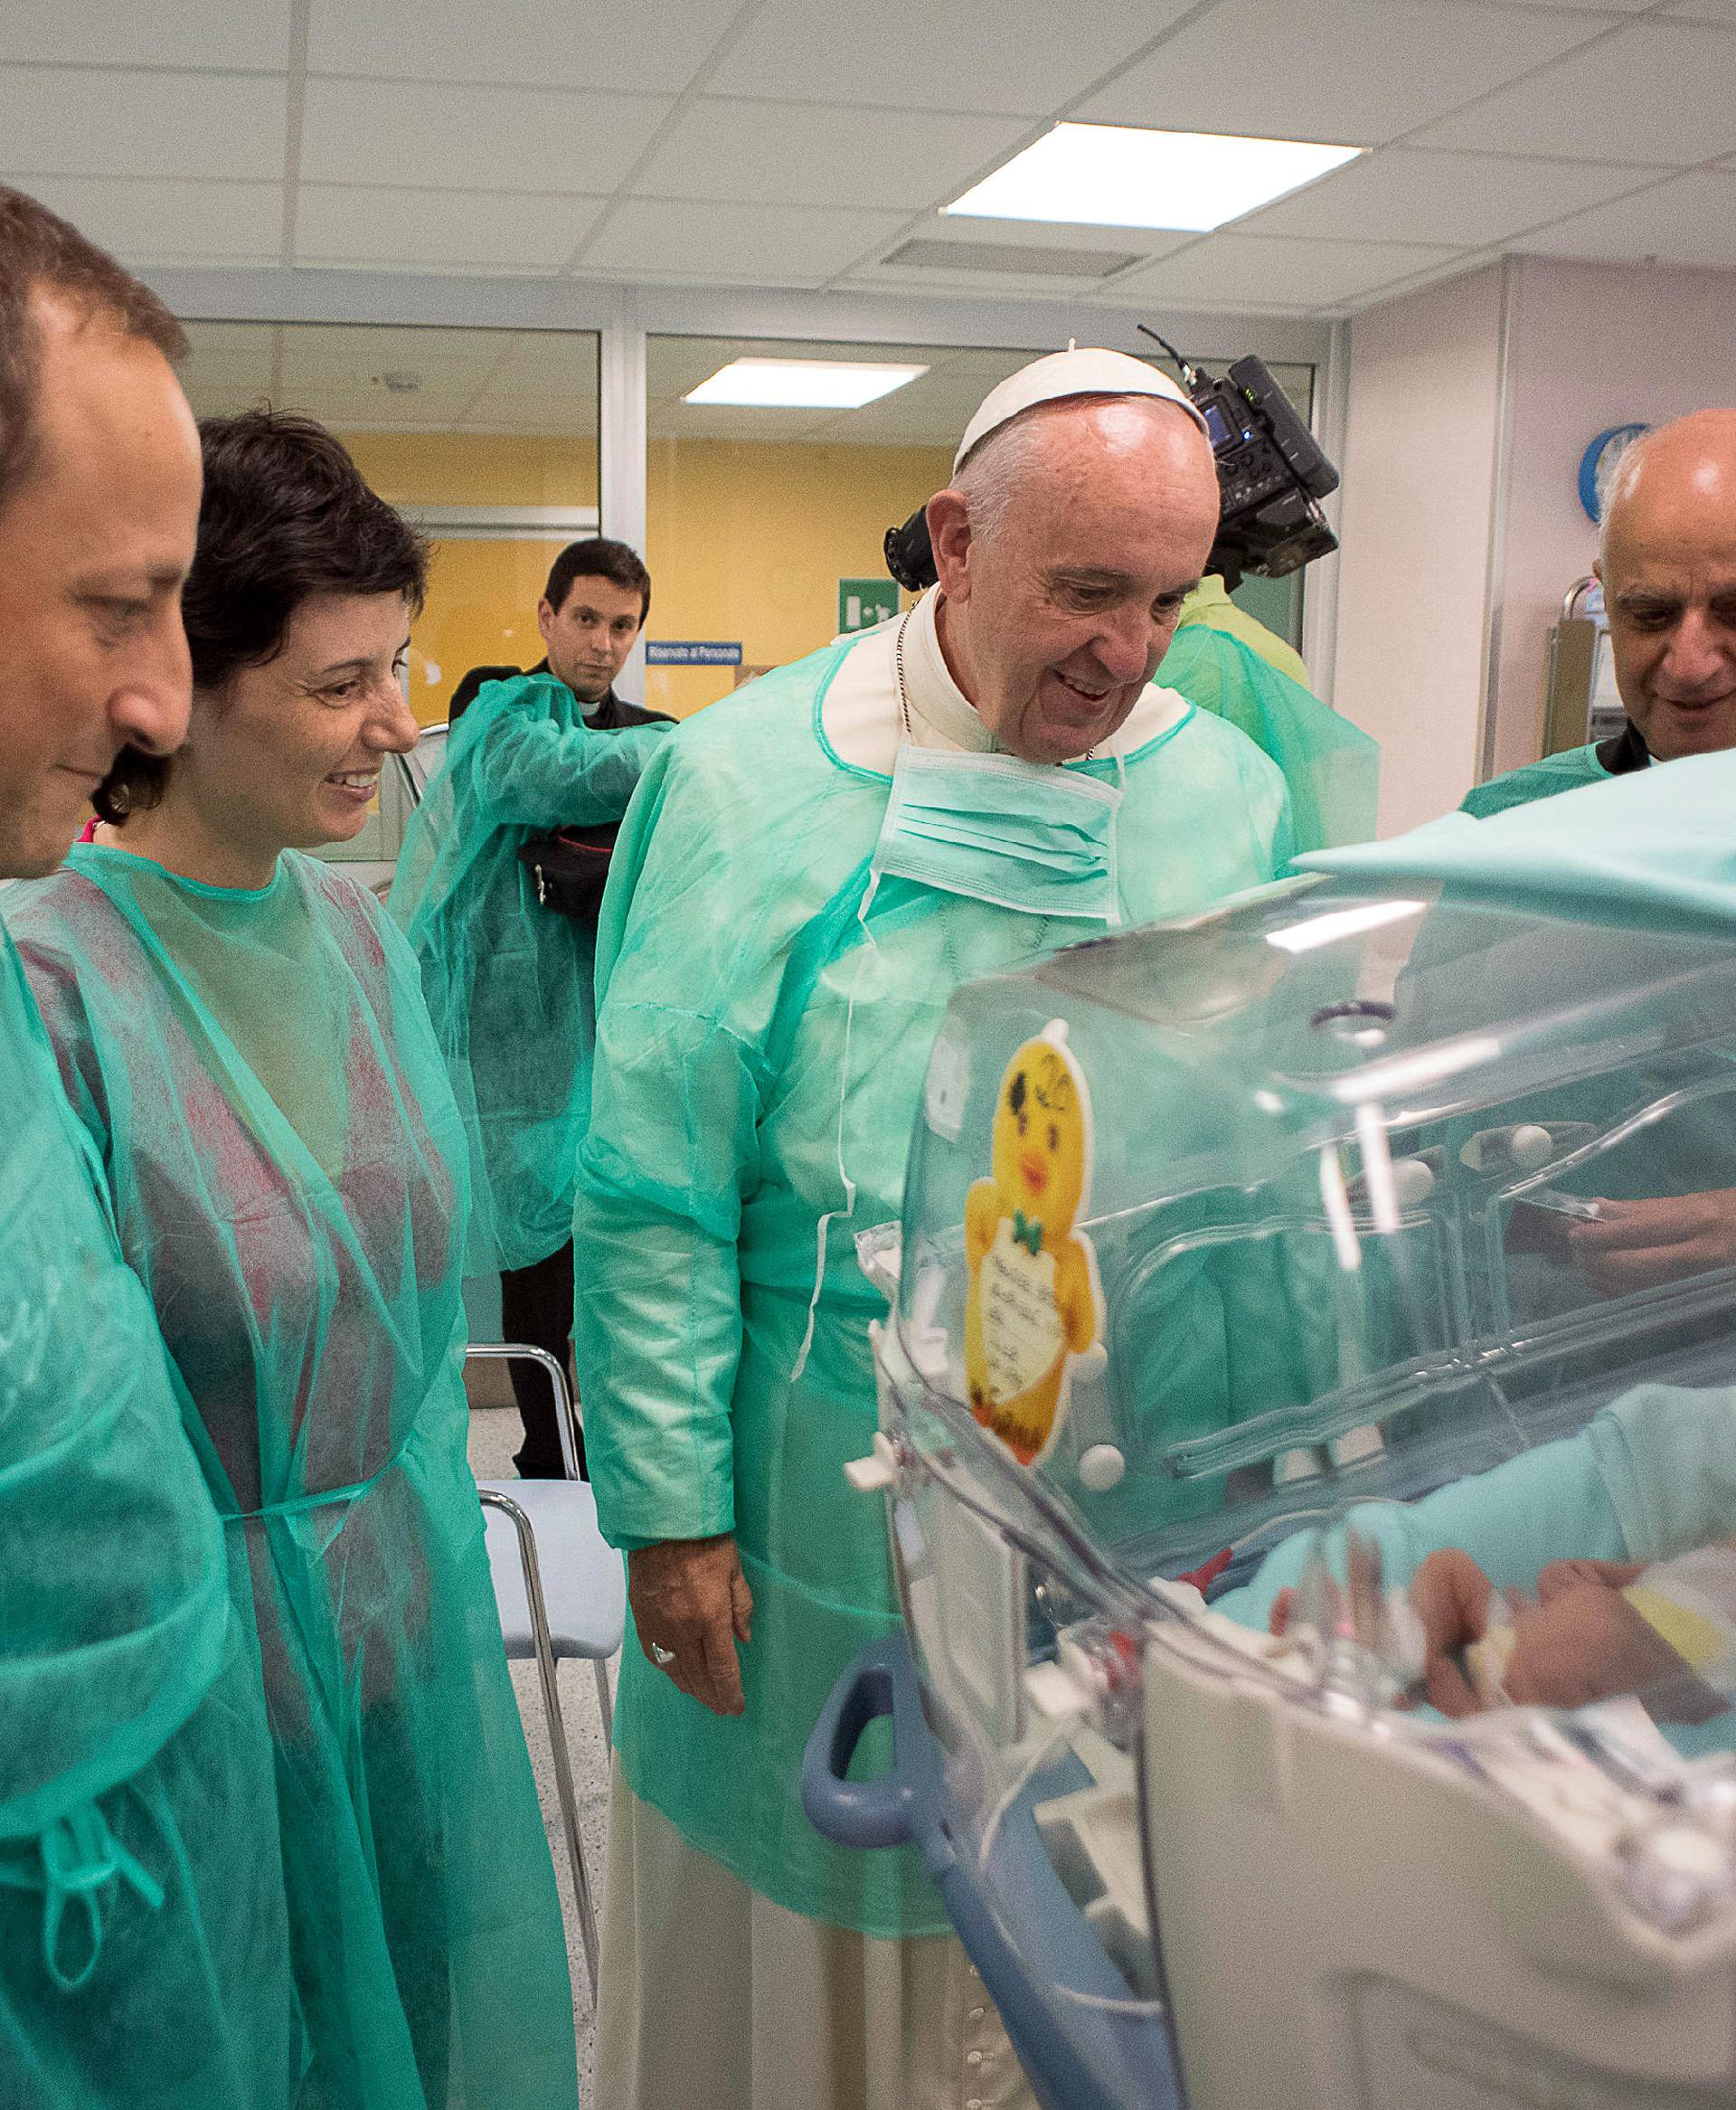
{"left": 962, "top": 1024, "right": 1104, "bottom": 1467}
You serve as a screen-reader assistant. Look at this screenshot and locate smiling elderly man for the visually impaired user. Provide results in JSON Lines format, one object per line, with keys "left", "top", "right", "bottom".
{"left": 572, "top": 350, "right": 1305, "bottom": 2110}
{"left": 1465, "top": 409, "right": 1736, "bottom": 816}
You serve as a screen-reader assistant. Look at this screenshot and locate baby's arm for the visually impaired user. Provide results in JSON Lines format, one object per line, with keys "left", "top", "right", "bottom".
{"left": 1215, "top": 1421, "right": 1634, "bottom": 1635}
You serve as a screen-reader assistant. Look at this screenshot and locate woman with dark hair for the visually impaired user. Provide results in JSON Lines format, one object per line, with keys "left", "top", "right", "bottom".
{"left": 5, "top": 410, "right": 578, "bottom": 2109}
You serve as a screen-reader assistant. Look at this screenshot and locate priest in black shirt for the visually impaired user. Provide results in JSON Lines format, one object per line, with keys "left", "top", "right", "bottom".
{"left": 448, "top": 537, "right": 672, "bottom": 1477}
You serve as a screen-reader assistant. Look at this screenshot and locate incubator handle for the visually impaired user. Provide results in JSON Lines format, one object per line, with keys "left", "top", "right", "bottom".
{"left": 807, "top": 1639, "right": 1191, "bottom": 2110}
{"left": 800, "top": 1632, "right": 949, "bottom": 1861}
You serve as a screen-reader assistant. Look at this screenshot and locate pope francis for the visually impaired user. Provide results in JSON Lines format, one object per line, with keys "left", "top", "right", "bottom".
{"left": 574, "top": 350, "right": 1337, "bottom": 2108}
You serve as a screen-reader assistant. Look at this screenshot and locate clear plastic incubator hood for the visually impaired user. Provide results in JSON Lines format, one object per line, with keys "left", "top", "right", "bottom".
{"left": 804, "top": 871, "right": 1736, "bottom": 2110}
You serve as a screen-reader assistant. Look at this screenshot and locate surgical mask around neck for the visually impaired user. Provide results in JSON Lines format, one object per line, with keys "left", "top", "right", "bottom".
{"left": 872, "top": 743, "right": 1123, "bottom": 924}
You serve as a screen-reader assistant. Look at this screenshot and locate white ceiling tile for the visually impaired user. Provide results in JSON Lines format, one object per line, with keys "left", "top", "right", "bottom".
{"left": 631, "top": 97, "right": 1032, "bottom": 211}
{"left": 580, "top": 197, "right": 908, "bottom": 285}
{"left": 1513, "top": 168, "right": 1736, "bottom": 265}
{"left": 298, "top": 78, "right": 673, "bottom": 194}
{"left": 1416, "top": 20, "right": 1736, "bottom": 161}
{"left": 295, "top": 186, "right": 604, "bottom": 271}
{"left": 704, "top": 0, "right": 1197, "bottom": 118}
{"left": 1242, "top": 147, "right": 1665, "bottom": 245}
{"left": 1109, "top": 233, "right": 1463, "bottom": 308}
{"left": 1, "top": 0, "right": 290, "bottom": 71}
{"left": 0, "top": 68, "right": 287, "bottom": 181}
{"left": 846, "top": 260, "right": 1119, "bottom": 299}
{"left": 9, "top": 175, "right": 282, "bottom": 263}
{"left": 307, "top": 0, "right": 742, "bottom": 93}
{"left": 1078, "top": 0, "right": 1607, "bottom": 147}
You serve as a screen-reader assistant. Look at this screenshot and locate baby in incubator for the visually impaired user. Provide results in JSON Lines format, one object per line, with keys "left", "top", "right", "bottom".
{"left": 1211, "top": 1378, "right": 1736, "bottom": 1732}
{"left": 1403, "top": 1540, "right": 1736, "bottom": 1722}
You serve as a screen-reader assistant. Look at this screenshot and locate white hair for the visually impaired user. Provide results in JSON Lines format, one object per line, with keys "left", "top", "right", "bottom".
{"left": 951, "top": 392, "right": 1200, "bottom": 546}
{"left": 1598, "top": 426, "right": 1661, "bottom": 566}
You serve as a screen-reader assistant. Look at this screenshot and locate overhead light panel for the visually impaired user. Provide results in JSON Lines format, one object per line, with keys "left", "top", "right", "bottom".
{"left": 684, "top": 357, "right": 929, "bottom": 409}
{"left": 945, "top": 122, "right": 1362, "bottom": 233}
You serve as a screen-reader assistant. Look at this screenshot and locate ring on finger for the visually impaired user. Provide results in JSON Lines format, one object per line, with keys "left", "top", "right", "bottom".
{"left": 650, "top": 1641, "right": 677, "bottom": 1667}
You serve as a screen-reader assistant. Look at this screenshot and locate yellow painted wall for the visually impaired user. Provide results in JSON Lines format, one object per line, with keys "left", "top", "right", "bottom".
{"left": 340, "top": 431, "right": 599, "bottom": 724}
{"left": 644, "top": 436, "right": 952, "bottom": 718}
{"left": 335, "top": 428, "right": 948, "bottom": 725}
{"left": 342, "top": 430, "right": 599, "bottom": 507}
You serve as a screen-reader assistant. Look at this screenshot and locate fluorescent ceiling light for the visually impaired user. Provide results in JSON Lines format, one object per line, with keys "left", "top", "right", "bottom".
{"left": 945, "top": 122, "right": 1361, "bottom": 233}
{"left": 684, "top": 357, "right": 929, "bottom": 409}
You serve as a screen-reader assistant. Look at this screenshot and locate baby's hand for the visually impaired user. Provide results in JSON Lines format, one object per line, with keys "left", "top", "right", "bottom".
{"left": 1409, "top": 1549, "right": 1495, "bottom": 1718}
{"left": 1504, "top": 1580, "right": 1687, "bottom": 1710}
{"left": 1534, "top": 1556, "right": 1645, "bottom": 1604}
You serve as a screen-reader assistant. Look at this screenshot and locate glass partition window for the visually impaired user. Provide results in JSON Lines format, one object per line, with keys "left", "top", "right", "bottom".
{"left": 178, "top": 321, "right": 600, "bottom": 732}
{"left": 644, "top": 333, "right": 1314, "bottom": 722}
{"left": 178, "top": 320, "right": 599, "bottom": 880}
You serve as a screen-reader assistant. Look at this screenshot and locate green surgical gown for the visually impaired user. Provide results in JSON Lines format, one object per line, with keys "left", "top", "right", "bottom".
{"left": 390, "top": 674, "right": 675, "bottom": 1273}
{"left": 1459, "top": 742, "right": 1611, "bottom": 818}
{"left": 0, "top": 924, "right": 302, "bottom": 2109}
{"left": 1177, "top": 574, "right": 1311, "bottom": 686}
{"left": 1159, "top": 622, "right": 1378, "bottom": 853}
{"left": 572, "top": 636, "right": 1295, "bottom": 1938}
{"left": 8, "top": 847, "right": 577, "bottom": 2110}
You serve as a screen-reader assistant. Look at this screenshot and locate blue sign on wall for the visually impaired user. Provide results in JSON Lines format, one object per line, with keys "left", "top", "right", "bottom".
{"left": 645, "top": 639, "right": 743, "bottom": 667}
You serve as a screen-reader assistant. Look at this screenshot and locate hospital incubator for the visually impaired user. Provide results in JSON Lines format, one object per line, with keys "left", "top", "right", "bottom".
{"left": 804, "top": 872, "right": 1736, "bottom": 2109}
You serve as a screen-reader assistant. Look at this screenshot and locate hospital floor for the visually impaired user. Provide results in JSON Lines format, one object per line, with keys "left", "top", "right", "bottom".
{"left": 467, "top": 1401, "right": 616, "bottom": 2100}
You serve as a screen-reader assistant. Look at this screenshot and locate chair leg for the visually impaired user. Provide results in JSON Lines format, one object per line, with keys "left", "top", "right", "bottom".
{"left": 591, "top": 1655, "right": 614, "bottom": 1749}
{"left": 479, "top": 1490, "right": 600, "bottom": 1995}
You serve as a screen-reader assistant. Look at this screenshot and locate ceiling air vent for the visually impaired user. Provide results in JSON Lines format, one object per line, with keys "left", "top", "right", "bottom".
{"left": 880, "top": 236, "right": 1140, "bottom": 279}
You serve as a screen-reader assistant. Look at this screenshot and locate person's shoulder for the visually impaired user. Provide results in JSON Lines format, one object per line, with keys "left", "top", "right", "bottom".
{"left": 654, "top": 647, "right": 840, "bottom": 770}
{"left": 286, "top": 849, "right": 383, "bottom": 924}
{"left": 2, "top": 858, "right": 118, "bottom": 953}
{"left": 1460, "top": 745, "right": 1602, "bottom": 818}
{"left": 609, "top": 699, "right": 676, "bottom": 728}
{"left": 1162, "top": 690, "right": 1287, "bottom": 776}
{"left": 285, "top": 853, "right": 402, "bottom": 973}
{"left": 1166, "top": 620, "right": 1314, "bottom": 700}
{"left": 448, "top": 663, "right": 522, "bottom": 721}
{"left": 459, "top": 670, "right": 568, "bottom": 733}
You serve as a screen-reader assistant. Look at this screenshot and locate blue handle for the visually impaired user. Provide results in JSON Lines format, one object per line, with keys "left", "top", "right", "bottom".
{"left": 800, "top": 1632, "right": 948, "bottom": 1864}
{"left": 807, "top": 1635, "right": 1190, "bottom": 2110}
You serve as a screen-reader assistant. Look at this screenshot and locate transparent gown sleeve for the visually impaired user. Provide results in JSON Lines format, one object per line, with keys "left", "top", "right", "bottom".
{"left": 1158, "top": 623, "right": 1379, "bottom": 855}
{"left": 467, "top": 678, "right": 674, "bottom": 830}
{"left": 573, "top": 739, "right": 766, "bottom": 1550}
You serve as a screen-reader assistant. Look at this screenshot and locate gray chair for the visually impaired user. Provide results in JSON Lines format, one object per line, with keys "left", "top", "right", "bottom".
{"left": 470, "top": 1342, "right": 624, "bottom": 1996}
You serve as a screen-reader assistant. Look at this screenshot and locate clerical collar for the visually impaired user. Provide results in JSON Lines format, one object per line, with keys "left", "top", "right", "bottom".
{"left": 901, "top": 590, "right": 995, "bottom": 752}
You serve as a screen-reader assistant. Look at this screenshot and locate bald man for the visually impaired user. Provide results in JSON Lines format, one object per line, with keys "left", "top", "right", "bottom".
{"left": 1464, "top": 410, "right": 1736, "bottom": 816}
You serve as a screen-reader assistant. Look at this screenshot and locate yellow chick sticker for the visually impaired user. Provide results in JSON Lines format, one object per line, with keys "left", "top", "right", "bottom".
{"left": 964, "top": 1023, "right": 1104, "bottom": 1467}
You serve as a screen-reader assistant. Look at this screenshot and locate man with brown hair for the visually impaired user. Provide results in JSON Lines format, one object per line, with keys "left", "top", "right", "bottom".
{"left": 0, "top": 186, "right": 298, "bottom": 2106}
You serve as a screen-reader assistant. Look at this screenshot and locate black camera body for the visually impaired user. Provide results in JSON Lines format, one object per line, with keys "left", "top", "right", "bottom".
{"left": 1193, "top": 355, "right": 1338, "bottom": 585}
{"left": 883, "top": 348, "right": 1340, "bottom": 596}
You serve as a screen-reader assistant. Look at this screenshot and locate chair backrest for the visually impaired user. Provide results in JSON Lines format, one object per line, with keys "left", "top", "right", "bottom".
{"left": 392, "top": 722, "right": 449, "bottom": 809}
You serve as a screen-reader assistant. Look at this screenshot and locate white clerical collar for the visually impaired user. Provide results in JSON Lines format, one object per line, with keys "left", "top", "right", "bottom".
{"left": 901, "top": 591, "right": 995, "bottom": 752}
